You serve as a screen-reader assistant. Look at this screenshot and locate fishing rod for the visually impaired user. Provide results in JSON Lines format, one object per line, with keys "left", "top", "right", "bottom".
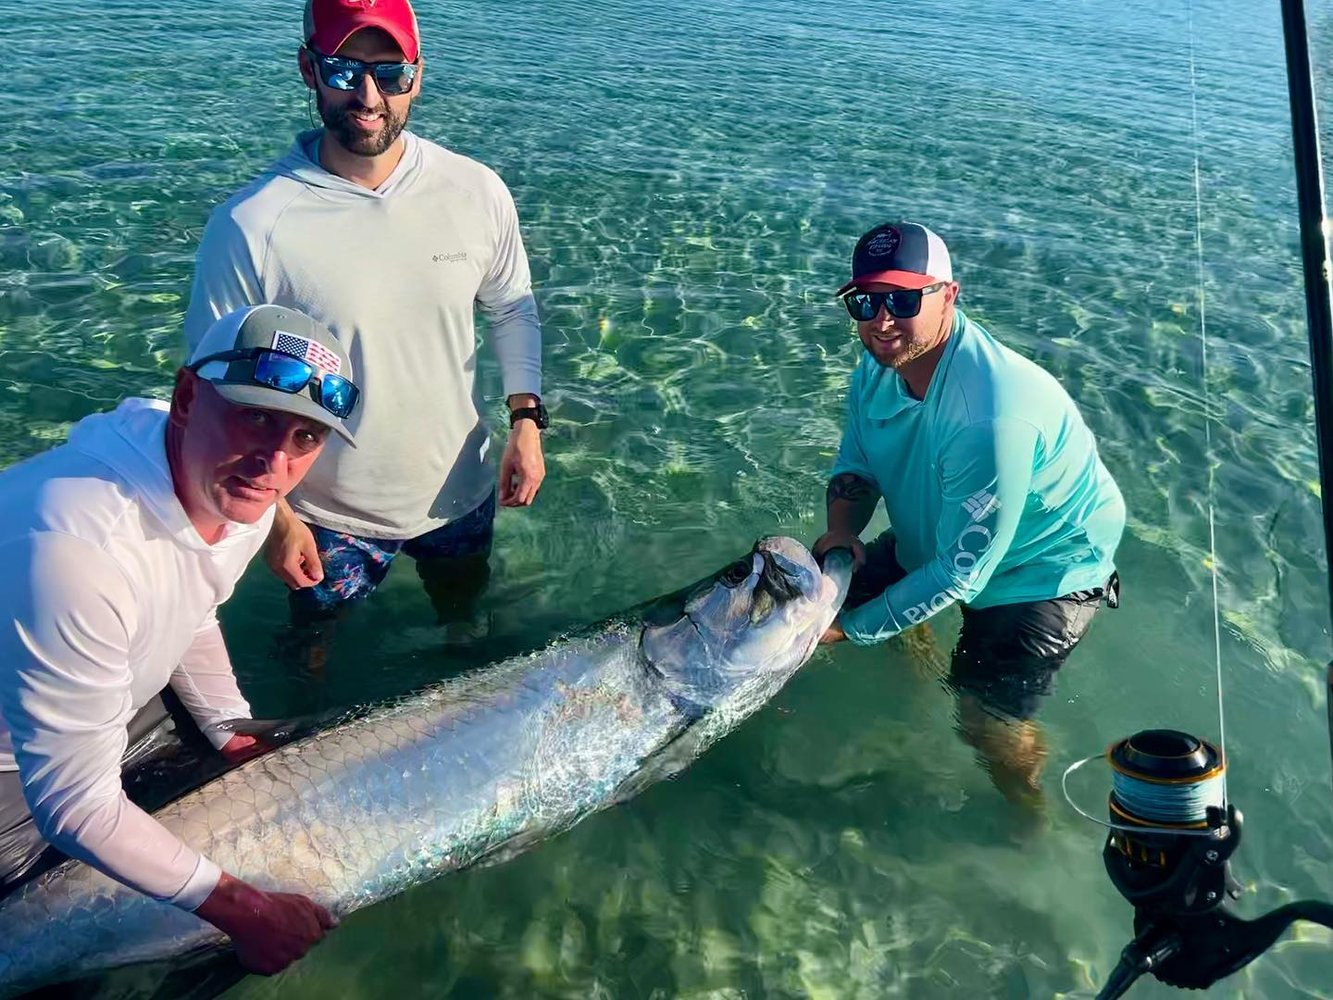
{"left": 1280, "top": 0, "right": 1333, "bottom": 773}
{"left": 1068, "top": 1, "right": 1333, "bottom": 995}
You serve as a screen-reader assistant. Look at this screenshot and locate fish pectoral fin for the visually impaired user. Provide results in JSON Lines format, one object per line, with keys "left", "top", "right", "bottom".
{"left": 209, "top": 711, "right": 338, "bottom": 746}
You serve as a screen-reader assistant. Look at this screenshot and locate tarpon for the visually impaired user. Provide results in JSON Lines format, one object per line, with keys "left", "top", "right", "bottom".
{"left": 0, "top": 538, "right": 851, "bottom": 996}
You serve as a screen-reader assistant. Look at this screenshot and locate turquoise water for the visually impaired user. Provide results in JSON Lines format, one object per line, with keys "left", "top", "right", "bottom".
{"left": 7, "top": 0, "right": 1333, "bottom": 994}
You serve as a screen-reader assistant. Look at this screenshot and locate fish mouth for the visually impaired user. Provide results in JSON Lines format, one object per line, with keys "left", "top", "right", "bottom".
{"left": 641, "top": 543, "right": 811, "bottom": 631}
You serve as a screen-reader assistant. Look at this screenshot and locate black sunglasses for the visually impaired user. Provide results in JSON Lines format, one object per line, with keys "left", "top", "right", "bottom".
{"left": 188, "top": 348, "right": 360, "bottom": 420}
{"left": 306, "top": 46, "right": 419, "bottom": 96}
{"left": 843, "top": 282, "right": 946, "bottom": 321}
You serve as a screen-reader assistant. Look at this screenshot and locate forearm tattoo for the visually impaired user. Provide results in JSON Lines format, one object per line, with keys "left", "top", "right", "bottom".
{"left": 827, "top": 472, "right": 876, "bottom": 504}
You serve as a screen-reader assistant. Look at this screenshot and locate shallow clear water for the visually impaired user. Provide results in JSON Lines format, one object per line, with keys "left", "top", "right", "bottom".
{"left": 6, "top": 0, "right": 1333, "bottom": 995}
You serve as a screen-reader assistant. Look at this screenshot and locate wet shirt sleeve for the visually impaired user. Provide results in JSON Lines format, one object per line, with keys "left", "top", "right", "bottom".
{"left": 840, "top": 418, "right": 1040, "bottom": 643}
{"left": 475, "top": 173, "right": 543, "bottom": 399}
{"left": 0, "top": 534, "right": 221, "bottom": 909}
{"left": 169, "top": 617, "right": 252, "bottom": 751}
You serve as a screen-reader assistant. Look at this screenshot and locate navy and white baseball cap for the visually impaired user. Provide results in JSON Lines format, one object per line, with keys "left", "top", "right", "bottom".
{"left": 187, "top": 304, "right": 359, "bottom": 446}
{"left": 837, "top": 222, "right": 953, "bottom": 295}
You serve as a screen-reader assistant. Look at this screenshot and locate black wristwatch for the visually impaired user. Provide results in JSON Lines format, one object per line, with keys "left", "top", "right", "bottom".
{"left": 509, "top": 402, "right": 549, "bottom": 429}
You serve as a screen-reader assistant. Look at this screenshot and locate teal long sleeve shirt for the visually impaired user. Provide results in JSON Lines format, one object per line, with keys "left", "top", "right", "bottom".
{"left": 833, "top": 310, "right": 1126, "bottom": 645}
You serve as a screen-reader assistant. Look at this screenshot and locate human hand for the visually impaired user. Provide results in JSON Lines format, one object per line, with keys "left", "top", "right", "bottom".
{"left": 195, "top": 872, "right": 337, "bottom": 975}
{"left": 819, "top": 619, "right": 847, "bottom": 645}
{"left": 264, "top": 505, "right": 323, "bottom": 589}
{"left": 499, "top": 420, "right": 545, "bottom": 507}
{"left": 812, "top": 530, "right": 866, "bottom": 570}
{"left": 218, "top": 733, "right": 272, "bottom": 765}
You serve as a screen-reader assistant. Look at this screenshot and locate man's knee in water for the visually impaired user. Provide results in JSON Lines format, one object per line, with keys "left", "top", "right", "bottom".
{"left": 957, "top": 692, "right": 1018, "bottom": 746}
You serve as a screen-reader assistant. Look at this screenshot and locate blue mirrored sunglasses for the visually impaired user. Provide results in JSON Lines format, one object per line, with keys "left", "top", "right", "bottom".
{"left": 306, "top": 47, "right": 419, "bottom": 96}
{"left": 188, "top": 348, "right": 360, "bottom": 420}
{"left": 843, "top": 282, "right": 946, "bottom": 321}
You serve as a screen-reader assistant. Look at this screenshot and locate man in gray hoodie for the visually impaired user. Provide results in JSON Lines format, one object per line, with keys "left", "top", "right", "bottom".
{"left": 184, "top": 0, "right": 547, "bottom": 638}
{"left": 0, "top": 305, "right": 360, "bottom": 975}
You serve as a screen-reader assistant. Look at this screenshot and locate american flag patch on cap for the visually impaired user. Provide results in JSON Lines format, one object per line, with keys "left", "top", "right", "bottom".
{"left": 271, "top": 330, "right": 343, "bottom": 376}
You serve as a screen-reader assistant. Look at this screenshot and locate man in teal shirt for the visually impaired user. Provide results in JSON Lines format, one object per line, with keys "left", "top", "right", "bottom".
{"left": 814, "top": 221, "right": 1126, "bottom": 811}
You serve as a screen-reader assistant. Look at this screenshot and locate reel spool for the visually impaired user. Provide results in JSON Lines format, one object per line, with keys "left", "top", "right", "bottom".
{"left": 1108, "top": 729, "right": 1225, "bottom": 831}
{"left": 1101, "top": 729, "right": 1237, "bottom": 918}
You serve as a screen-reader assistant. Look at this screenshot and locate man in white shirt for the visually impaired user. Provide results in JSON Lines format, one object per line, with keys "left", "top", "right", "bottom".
{"left": 0, "top": 304, "right": 361, "bottom": 975}
{"left": 184, "top": 0, "right": 547, "bottom": 638}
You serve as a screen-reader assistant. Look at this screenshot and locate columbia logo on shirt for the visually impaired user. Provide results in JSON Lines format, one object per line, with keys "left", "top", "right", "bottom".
{"left": 433, "top": 251, "right": 468, "bottom": 263}
{"left": 963, "top": 490, "right": 1000, "bottom": 522}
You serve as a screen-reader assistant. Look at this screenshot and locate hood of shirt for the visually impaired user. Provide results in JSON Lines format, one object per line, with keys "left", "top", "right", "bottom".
{"left": 271, "top": 128, "right": 424, "bottom": 201}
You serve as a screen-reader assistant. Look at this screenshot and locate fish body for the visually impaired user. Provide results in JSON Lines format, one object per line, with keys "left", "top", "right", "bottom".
{"left": 0, "top": 538, "right": 850, "bottom": 995}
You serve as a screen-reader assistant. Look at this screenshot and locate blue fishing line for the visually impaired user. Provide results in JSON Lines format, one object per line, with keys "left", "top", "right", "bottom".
{"left": 1111, "top": 768, "right": 1226, "bottom": 825}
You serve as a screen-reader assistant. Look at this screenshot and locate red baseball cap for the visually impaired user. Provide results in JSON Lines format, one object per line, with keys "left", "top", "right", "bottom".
{"left": 304, "top": 0, "right": 421, "bottom": 62}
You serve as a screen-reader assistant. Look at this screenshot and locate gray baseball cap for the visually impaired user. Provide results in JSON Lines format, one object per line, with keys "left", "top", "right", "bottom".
{"left": 187, "top": 304, "right": 359, "bottom": 446}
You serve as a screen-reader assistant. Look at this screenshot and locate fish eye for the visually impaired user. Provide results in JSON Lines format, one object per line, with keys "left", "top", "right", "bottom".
{"left": 719, "top": 557, "right": 753, "bottom": 588}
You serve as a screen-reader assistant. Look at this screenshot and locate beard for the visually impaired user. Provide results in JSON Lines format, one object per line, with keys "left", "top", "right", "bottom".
{"left": 883, "top": 340, "right": 931, "bottom": 369}
{"left": 316, "top": 89, "right": 412, "bottom": 157}
{"left": 868, "top": 308, "right": 953, "bottom": 370}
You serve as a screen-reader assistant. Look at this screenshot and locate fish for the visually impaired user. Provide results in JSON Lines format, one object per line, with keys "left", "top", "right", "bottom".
{"left": 0, "top": 538, "right": 852, "bottom": 996}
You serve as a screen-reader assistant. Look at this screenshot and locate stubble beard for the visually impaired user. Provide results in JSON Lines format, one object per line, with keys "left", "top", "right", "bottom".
{"left": 885, "top": 309, "right": 952, "bottom": 370}
{"left": 317, "top": 89, "right": 412, "bottom": 157}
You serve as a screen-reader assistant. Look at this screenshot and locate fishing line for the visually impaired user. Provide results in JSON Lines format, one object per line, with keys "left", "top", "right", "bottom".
{"left": 1110, "top": 760, "right": 1226, "bottom": 824}
{"left": 1079, "top": 4, "right": 1333, "bottom": 994}
{"left": 1059, "top": 0, "right": 1229, "bottom": 836}
{"left": 1186, "top": 0, "right": 1229, "bottom": 808}
{"left": 1060, "top": 752, "right": 1224, "bottom": 838}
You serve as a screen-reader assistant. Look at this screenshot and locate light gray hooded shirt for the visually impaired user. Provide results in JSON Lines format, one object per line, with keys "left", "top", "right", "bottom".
{"left": 184, "top": 130, "right": 543, "bottom": 539}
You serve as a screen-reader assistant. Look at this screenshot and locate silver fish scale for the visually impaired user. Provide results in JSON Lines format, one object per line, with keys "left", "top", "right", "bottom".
{"left": 0, "top": 628, "right": 682, "bottom": 995}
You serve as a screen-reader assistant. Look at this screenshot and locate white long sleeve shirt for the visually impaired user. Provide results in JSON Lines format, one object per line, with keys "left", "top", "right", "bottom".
{"left": 0, "top": 399, "right": 266, "bottom": 909}
{"left": 184, "top": 129, "right": 544, "bottom": 539}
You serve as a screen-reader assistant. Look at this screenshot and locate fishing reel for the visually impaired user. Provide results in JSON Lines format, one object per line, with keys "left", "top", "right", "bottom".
{"left": 1065, "top": 729, "right": 1333, "bottom": 999}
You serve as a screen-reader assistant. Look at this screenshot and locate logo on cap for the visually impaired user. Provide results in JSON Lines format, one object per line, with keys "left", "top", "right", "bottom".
{"left": 866, "top": 228, "right": 900, "bottom": 258}
{"left": 348, "top": 0, "right": 377, "bottom": 8}
{"left": 272, "top": 330, "right": 344, "bottom": 376}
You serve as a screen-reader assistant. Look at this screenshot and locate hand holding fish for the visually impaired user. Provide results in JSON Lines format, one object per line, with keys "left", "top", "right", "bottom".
{"left": 219, "top": 733, "right": 271, "bottom": 765}
{"left": 812, "top": 530, "right": 866, "bottom": 571}
{"left": 819, "top": 619, "right": 847, "bottom": 645}
{"left": 193, "top": 872, "right": 336, "bottom": 976}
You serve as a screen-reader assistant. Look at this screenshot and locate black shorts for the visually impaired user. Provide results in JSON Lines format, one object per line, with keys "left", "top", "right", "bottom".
{"left": 844, "top": 532, "right": 1119, "bottom": 721}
